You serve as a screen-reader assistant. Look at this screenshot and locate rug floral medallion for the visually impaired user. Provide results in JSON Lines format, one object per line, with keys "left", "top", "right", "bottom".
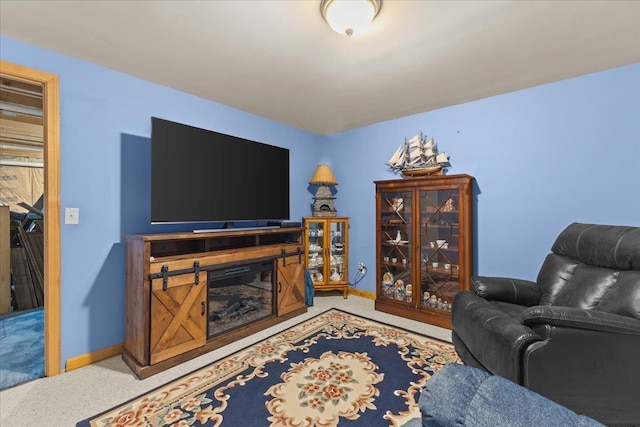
{"left": 79, "top": 309, "right": 460, "bottom": 427}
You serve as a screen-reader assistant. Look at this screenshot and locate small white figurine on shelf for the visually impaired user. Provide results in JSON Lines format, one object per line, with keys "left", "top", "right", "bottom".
{"left": 444, "top": 197, "right": 455, "bottom": 212}
{"left": 430, "top": 295, "right": 438, "bottom": 307}
{"left": 422, "top": 291, "right": 431, "bottom": 307}
{"left": 395, "top": 230, "right": 402, "bottom": 242}
{"left": 392, "top": 197, "right": 404, "bottom": 212}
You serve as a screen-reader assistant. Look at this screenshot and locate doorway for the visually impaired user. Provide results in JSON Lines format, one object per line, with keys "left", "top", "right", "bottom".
{"left": 0, "top": 61, "right": 60, "bottom": 378}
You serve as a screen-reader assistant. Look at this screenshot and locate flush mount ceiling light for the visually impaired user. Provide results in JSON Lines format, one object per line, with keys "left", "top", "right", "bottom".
{"left": 320, "top": 0, "right": 382, "bottom": 37}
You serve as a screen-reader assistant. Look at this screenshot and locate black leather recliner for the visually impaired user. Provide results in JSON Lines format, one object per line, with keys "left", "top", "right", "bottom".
{"left": 451, "top": 223, "right": 640, "bottom": 426}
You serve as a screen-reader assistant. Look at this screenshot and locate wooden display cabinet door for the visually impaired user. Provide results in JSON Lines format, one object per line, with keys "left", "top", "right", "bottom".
{"left": 276, "top": 255, "right": 306, "bottom": 316}
{"left": 304, "top": 219, "right": 327, "bottom": 285}
{"left": 377, "top": 189, "right": 414, "bottom": 304}
{"left": 150, "top": 271, "right": 207, "bottom": 365}
{"left": 419, "top": 188, "right": 462, "bottom": 313}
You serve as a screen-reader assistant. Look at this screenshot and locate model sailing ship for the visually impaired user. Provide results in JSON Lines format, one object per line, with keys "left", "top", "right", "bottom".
{"left": 386, "top": 132, "right": 450, "bottom": 176}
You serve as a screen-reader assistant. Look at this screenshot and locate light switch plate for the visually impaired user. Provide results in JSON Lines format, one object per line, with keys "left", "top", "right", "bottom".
{"left": 65, "top": 207, "right": 79, "bottom": 224}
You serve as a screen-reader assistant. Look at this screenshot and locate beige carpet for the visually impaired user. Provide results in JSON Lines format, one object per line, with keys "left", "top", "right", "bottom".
{"left": 0, "top": 294, "right": 452, "bottom": 427}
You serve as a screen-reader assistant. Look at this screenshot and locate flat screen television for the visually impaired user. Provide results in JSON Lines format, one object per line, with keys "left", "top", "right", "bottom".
{"left": 150, "top": 117, "right": 290, "bottom": 225}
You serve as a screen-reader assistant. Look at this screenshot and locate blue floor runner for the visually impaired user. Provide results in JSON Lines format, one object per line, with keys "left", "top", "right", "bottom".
{"left": 0, "top": 308, "right": 45, "bottom": 389}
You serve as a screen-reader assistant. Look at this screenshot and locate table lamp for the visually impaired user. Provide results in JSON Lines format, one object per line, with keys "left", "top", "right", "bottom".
{"left": 309, "top": 165, "right": 338, "bottom": 217}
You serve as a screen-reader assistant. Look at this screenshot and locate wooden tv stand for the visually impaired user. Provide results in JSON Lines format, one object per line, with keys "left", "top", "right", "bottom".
{"left": 122, "top": 227, "right": 307, "bottom": 379}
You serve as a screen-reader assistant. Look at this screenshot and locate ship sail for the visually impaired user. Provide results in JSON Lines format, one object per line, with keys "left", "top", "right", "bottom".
{"left": 423, "top": 138, "right": 436, "bottom": 156}
{"left": 386, "top": 132, "right": 451, "bottom": 176}
{"left": 435, "top": 152, "right": 450, "bottom": 166}
{"left": 386, "top": 142, "right": 406, "bottom": 172}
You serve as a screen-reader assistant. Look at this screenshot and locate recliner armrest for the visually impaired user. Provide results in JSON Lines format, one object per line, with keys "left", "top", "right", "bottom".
{"left": 522, "top": 306, "right": 640, "bottom": 335}
{"left": 472, "top": 276, "right": 541, "bottom": 306}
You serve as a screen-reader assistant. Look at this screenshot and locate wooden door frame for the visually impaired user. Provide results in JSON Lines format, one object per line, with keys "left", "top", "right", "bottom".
{"left": 1, "top": 60, "right": 61, "bottom": 376}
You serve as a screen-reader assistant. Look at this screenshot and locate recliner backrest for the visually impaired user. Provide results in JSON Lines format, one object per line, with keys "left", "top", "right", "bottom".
{"left": 536, "top": 223, "right": 640, "bottom": 320}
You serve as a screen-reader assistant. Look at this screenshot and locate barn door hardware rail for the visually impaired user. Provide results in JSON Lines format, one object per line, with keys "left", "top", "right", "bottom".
{"left": 150, "top": 253, "right": 300, "bottom": 290}
{"left": 281, "top": 247, "right": 302, "bottom": 266}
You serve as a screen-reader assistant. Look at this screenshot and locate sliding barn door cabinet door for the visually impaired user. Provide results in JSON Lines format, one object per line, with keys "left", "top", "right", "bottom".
{"left": 149, "top": 266, "right": 207, "bottom": 365}
{"left": 276, "top": 253, "right": 306, "bottom": 316}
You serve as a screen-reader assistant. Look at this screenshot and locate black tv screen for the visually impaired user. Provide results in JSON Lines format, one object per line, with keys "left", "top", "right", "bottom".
{"left": 150, "top": 117, "right": 290, "bottom": 224}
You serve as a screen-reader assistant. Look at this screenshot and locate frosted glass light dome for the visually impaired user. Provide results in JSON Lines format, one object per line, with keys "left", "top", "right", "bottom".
{"left": 321, "top": 0, "right": 381, "bottom": 37}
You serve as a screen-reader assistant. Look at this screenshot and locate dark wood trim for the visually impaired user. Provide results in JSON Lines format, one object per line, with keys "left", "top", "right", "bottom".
{"left": 375, "top": 299, "right": 452, "bottom": 329}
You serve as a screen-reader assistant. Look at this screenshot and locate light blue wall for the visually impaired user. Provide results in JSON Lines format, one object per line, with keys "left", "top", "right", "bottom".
{"left": 1, "top": 36, "right": 323, "bottom": 366}
{"left": 330, "top": 62, "right": 640, "bottom": 290}
{"left": 2, "top": 36, "right": 639, "bottom": 368}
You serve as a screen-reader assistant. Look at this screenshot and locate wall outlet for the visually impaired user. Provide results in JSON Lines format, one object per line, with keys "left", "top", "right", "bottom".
{"left": 358, "top": 262, "right": 366, "bottom": 273}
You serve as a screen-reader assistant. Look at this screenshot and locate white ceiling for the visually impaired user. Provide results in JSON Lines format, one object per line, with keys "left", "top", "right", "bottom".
{"left": 1, "top": 1, "right": 639, "bottom": 135}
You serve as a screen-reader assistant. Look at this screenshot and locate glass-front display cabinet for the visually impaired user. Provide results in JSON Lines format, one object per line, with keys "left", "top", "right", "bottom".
{"left": 375, "top": 175, "right": 474, "bottom": 328}
{"left": 304, "top": 217, "right": 349, "bottom": 298}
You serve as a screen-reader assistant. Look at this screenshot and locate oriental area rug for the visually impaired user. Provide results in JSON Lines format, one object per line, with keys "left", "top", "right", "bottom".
{"left": 77, "top": 309, "right": 460, "bottom": 427}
